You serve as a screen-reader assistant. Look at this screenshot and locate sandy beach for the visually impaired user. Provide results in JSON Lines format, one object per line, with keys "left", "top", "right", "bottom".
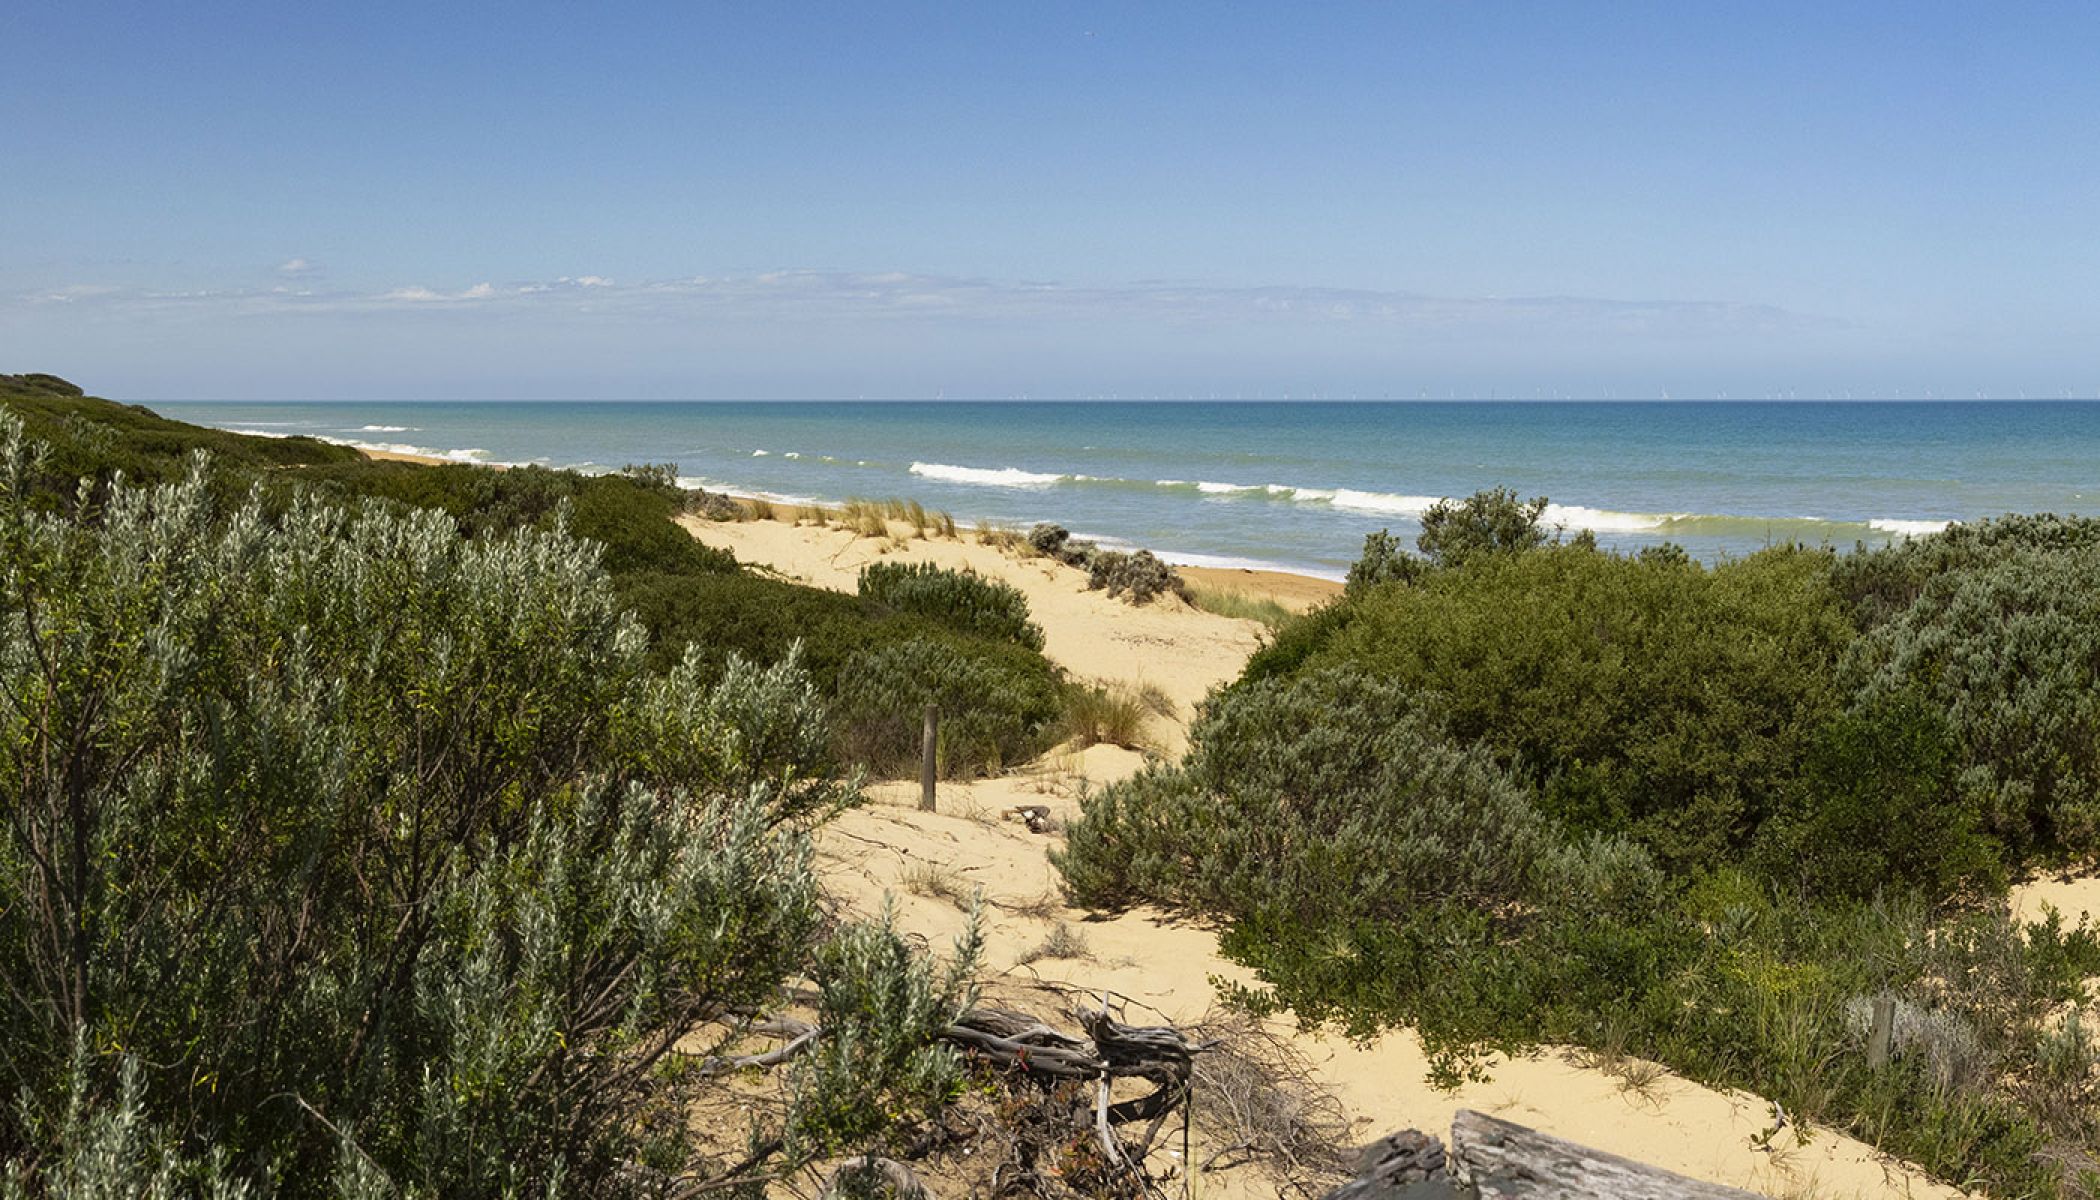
{"left": 682, "top": 510, "right": 1963, "bottom": 1199}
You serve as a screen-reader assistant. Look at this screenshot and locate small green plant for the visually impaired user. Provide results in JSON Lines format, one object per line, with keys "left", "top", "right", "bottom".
{"left": 901, "top": 863, "right": 975, "bottom": 909}
{"left": 1016, "top": 922, "right": 1092, "bottom": 965}
{"left": 1188, "top": 584, "right": 1293, "bottom": 627}
{"left": 1058, "top": 682, "right": 1173, "bottom": 751}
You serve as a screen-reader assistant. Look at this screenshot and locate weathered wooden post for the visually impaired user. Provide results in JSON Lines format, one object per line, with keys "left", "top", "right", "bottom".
{"left": 1867, "top": 995, "right": 1896, "bottom": 1068}
{"left": 920, "top": 705, "right": 938, "bottom": 811}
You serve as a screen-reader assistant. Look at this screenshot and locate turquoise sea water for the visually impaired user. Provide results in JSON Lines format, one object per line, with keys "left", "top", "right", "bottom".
{"left": 155, "top": 400, "right": 2100, "bottom": 579}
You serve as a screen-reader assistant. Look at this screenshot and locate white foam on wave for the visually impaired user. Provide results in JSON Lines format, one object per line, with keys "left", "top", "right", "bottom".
{"left": 344, "top": 439, "right": 492, "bottom": 463}
{"left": 910, "top": 461, "right": 1066, "bottom": 488}
{"left": 227, "top": 427, "right": 291, "bottom": 439}
{"left": 783, "top": 451, "right": 802, "bottom": 459}
{"left": 1543, "top": 503, "right": 1677, "bottom": 534}
{"left": 751, "top": 449, "right": 771, "bottom": 457}
{"left": 1328, "top": 489, "right": 1441, "bottom": 516}
{"left": 1196, "top": 480, "right": 1260, "bottom": 494}
{"left": 355, "top": 424, "right": 416, "bottom": 433}
{"left": 1870, "top": 517, "right": 1955, "bottom": 536}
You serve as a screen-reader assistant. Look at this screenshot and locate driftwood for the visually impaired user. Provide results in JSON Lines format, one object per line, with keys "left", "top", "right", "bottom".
{"left": 822, "top": 1155, "right": 929, "bottom": 1199}
{"left": 1323, "top": 1109, "right": 1768, "bottom": 1200}
{"left": 695, "top": 998, "right": 1208, "bottom": 1189}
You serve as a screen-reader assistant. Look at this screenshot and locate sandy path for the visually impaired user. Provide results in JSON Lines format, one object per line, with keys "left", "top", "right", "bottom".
{"left": 688, "top": 514, "right": 1955, "bottom": 1198}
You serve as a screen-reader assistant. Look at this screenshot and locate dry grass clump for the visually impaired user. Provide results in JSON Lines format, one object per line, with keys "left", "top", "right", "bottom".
{"left": 835, "top": 496, "right": 958, "bottom": 541}
{"left": 1058, "top": 682, "right": 1176, "bottom": 751}
{"left": 742, "top": 496, "right": 777, "bottom": 521}
{"left": 900, "top": 863, "right": 975, "bottom": 909}
{"left": 841, "top": 498, "right": 892, "bottom": 539}
{"left": 1188, "top": 585, "right": 1293, "bottom": 628}
{"left": 977, "top": 521, "right": 1025, "bottom": 552}
{"left": 1015, "top": 922, "right": 1092, "bottom": 966}
{"left": 996, "top": 890, "right": 1066, "bottom": 921}
{"left": 1568, "top": 1019, "right": 1669, "bottom": 1103}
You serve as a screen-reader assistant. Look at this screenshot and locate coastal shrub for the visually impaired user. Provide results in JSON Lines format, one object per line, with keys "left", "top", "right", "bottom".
{"left": 1415, "top": 486, "right": 1551, "bottom": 569}
{"left": 1841, "top": 541, "right": 2100, "bottom": 859}
{"left": 0, "top": 420, "right": 971, "bottom": 1194}
{"left": 1831, "top": 512, "right": 2100, "bottom": 629}
{"left": 1059, "top": 667, "right": 1566, "bottom": 913}
{"left": 1343, "top": 527, "right": 1423, "bottom": 593}
{"left": 1057, "top": 666, "right": 1668, "bottom": 1068}
{"left": 1085, "top": 548, "right": 1188, "bottom": 604}
{"left": 615, "top": 572, "right": 1064, "bottom": 772}
{"left": 1237, "top": 595, "right": 1361, "bottom": 687}
{"left": 1057, "top": 656, "right": 2100, "bottom": 1193}
{"left": 859, "top": 560, "right": 1045, "bottom": 650}
{"left": 1751, "top": 691, "right": 2003, "bottom": 901}
{"left": 834, "top": 637, "right": 1062, "bottom": 777}
{"left": 1280, "top": 543, "right": 1854, "bottom": 871}
{"left": 293, "top": 459, "right": 741, "bottom": 577}
{"left": 1027, "top": 522, "right": 1079, "bottom": 561}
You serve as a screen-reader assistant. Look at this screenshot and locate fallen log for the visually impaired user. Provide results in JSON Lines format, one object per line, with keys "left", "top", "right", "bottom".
{"left": 1451, "top": 1109, "right": 1766, "bottom": 1198}
{"left": 1322, "top": 1110, "right": 1768, "bottom": 1199}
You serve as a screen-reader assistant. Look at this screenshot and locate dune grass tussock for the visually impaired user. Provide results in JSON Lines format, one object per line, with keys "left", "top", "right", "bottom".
{"left": 1057, "top": 681, "right": 1176, "bottom": 752}
{"left": 1188, "top": 584, "right": 1294, "bottom": 627}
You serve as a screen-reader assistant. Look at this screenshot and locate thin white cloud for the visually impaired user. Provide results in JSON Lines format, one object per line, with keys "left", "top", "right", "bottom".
{"left": 277, "top": 258, "right": 316, "bottom": 276}
{"left": 3, "top": 269, "right": 1833, "bottom": 339}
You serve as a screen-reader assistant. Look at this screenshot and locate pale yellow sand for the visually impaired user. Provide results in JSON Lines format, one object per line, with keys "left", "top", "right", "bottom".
{"left": 1180, "top": 563, "right": 1345, "bottom": 613}
{"left": 2013, "top": 873, "right": 2100, "bottom": 929}
{"left": 359, "top": 446, "right": 458, "bottom": 466}
{"left": 686, "top": 513, "right": 1960, "bottom": 1199}
{"left": 681, "top": 515, "right": 1265, "bottom": 754}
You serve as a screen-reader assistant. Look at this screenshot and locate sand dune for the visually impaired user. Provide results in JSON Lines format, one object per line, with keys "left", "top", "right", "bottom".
{"left": 684, "top": 513, "right": 1958, "bottom": 1198}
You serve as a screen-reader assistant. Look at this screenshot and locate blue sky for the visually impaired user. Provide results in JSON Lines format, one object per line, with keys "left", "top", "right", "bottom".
{"left": 4, "top": 2, "right": 2096, "bottom": 398}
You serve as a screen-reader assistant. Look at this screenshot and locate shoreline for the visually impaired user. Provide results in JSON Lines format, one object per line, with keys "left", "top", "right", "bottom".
{"left": 356, "top": 444, "right": 1345, "bottom": 608}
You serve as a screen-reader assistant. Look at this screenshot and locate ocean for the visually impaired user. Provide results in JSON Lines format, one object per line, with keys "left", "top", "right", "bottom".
{"left": 155, "top": 400, "right": 2100, "bottom": 580}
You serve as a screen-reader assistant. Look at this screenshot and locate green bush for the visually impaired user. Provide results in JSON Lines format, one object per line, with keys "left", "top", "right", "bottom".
{"left": 1841, "top": 542, "right": 2100, "bottom": 859}
{"left": 292, "top": 460, "right": 740, "bottom": 578}
{"left": 1343, "top": 528, "right": 1423, "bottom": 593}
{"left": 0, "top": 418, "right": 972, "bottom": 1195}
{"left": 1278, "top": 543, "right": 1853, "bottom": 871}
{"left": 1415, "top": 486, "right": 1552, "bottom": 569}
{"left": 1832, "top": 512, "right": 2100, "bottom": 630}
{"left": 835, "top": 637, "right": 1063, "bottom": 777}
{"left": 1057, "top": 656, "right": 2100, "bottom": 1194}
{"left": 1058, "top": 665, "right": 1668, "bottom": 1071}
{"left": 1084, "top": 548, "right": 1188, "bottom": 605}
{"left": 859, "top": 560, "right": 1044, "bottom": 650}
{"left": 1752, "top": 691, "right": 2003, "bottom": 901}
